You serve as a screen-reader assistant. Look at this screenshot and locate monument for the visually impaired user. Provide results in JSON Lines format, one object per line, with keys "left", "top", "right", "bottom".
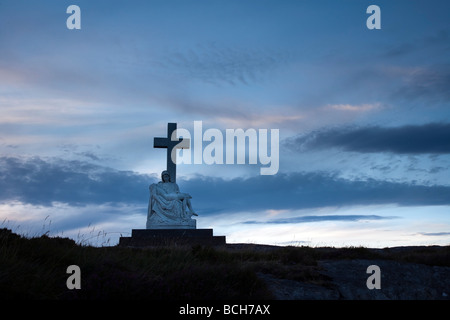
{"left": 146, "top": 169, "right": 197, "bottom": 229}
{"left": 119, "top": 123, "right": 226, "bottom": 246}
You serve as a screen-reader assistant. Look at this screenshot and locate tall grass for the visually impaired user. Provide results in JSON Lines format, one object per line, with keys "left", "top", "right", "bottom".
{"left": 0, "top": 229, "right": 274, "bottom": 299}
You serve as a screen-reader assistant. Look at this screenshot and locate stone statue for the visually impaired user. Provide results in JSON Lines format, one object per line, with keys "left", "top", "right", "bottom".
{"left": 146, "top": 170, "right": 198, "bottom": 229}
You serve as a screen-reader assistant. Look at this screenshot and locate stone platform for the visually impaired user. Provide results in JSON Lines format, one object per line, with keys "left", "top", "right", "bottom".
{"left": 118, "top": 229, "right": 226, "bottom": 247}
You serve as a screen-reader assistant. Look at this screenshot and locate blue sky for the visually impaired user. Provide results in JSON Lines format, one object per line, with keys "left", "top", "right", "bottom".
{"left": 1, "top": 0, "right": 449, "bottom": 247}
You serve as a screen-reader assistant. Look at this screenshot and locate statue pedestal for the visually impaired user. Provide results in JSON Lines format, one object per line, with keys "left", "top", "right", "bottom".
{"left": 118, "top": 229, "right": 226, "bottom": 247}
{"left": 146, "top": 215, "right": 196, "bottom": 229}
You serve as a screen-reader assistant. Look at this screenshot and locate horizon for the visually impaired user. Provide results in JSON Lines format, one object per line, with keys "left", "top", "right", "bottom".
{"left": 1, "top": 0, "right": 450, "bottom": 248}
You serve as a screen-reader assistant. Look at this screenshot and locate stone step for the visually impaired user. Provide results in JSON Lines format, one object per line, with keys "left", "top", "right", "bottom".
{"left": 118, "top": 229, "right": 226, "bottom": 247}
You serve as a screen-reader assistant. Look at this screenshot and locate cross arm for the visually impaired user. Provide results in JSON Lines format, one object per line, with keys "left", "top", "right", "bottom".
{"left": 154, "top": 137, "right": 168, "bottom": 148}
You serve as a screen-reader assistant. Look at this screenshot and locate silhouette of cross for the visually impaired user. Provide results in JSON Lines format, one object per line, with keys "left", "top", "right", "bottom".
{"left": 154, "top": 123, "right": 190, "bottom": 183}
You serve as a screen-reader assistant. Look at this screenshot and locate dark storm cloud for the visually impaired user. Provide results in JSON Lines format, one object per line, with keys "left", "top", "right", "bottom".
{"left": 0, "top": 156, "right": 155, "bottom": 207}
{"left": 184, "top": 172, "right": 450, "bottom": 214}
{"left": 286, "top": 123, "right": 450, "bottom": 155}
{"left": 1, "top": 157, "right": 449, "bottom": 213}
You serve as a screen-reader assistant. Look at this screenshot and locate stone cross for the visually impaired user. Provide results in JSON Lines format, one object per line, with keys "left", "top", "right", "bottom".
{"left": 154, "top": 123, "right": 190, "bottom": 183}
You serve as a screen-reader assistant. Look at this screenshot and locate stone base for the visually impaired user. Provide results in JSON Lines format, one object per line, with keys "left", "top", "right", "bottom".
{"left": 146, "top": 219, "right": 196, "bottom": 229}
{"left": 118, "top": 229, "right": 226, "bottom": 247}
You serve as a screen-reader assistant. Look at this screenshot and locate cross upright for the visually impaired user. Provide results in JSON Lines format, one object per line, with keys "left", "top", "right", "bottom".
{"left": 154, "top": 123, "right": 190, "bottom": 183}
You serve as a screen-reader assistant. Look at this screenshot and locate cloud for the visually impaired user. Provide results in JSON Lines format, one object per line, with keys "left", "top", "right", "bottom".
{"left": 390, "top": 65, "right": 450, "bottom": 103}
{"left": 0, "top": 156, "right": 155, "bottom": 207}
{"left": 286, "top": 123, "right": 450, "bottom": 155}
{"left": 183, "top": 172, "right": 450, "bottom": 214}
{"left": 418, "top": 232, "right": 450, "bottom": 236}
{"left": 159, "top": 43, "right": 292, "bottom": 86}
{"left": 242, "top": 214, "right": 398, "bottom": 225}
{"left": 2, "top": 156, "right": 450, "bottom": 214}
{"left": 382, "top": 30, "right": 450, "bottom": 59}
{"left": 326, "top": 103, "right": 380, "bottom": 112}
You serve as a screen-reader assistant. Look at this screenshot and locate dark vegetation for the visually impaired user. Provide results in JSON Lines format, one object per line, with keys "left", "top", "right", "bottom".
{"left": 0, "top": 228, "right": 449, "bottom": 300}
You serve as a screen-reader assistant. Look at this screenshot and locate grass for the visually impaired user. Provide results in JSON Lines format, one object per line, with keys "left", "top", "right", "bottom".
{"left": 1, "top": 228, "right": 449, "bottom": 299}
{"left": 0, "top": 228, "right": 273, "bottom": 299}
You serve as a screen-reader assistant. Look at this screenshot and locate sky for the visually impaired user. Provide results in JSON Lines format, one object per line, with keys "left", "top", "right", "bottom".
{"left": 1, "top": 0, "right": 449, "bottom": 248}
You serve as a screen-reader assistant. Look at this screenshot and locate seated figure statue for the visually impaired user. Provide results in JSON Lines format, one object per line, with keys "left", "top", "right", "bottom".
{"left": 146, "top": 170, "right": 198, "bottom": 229}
